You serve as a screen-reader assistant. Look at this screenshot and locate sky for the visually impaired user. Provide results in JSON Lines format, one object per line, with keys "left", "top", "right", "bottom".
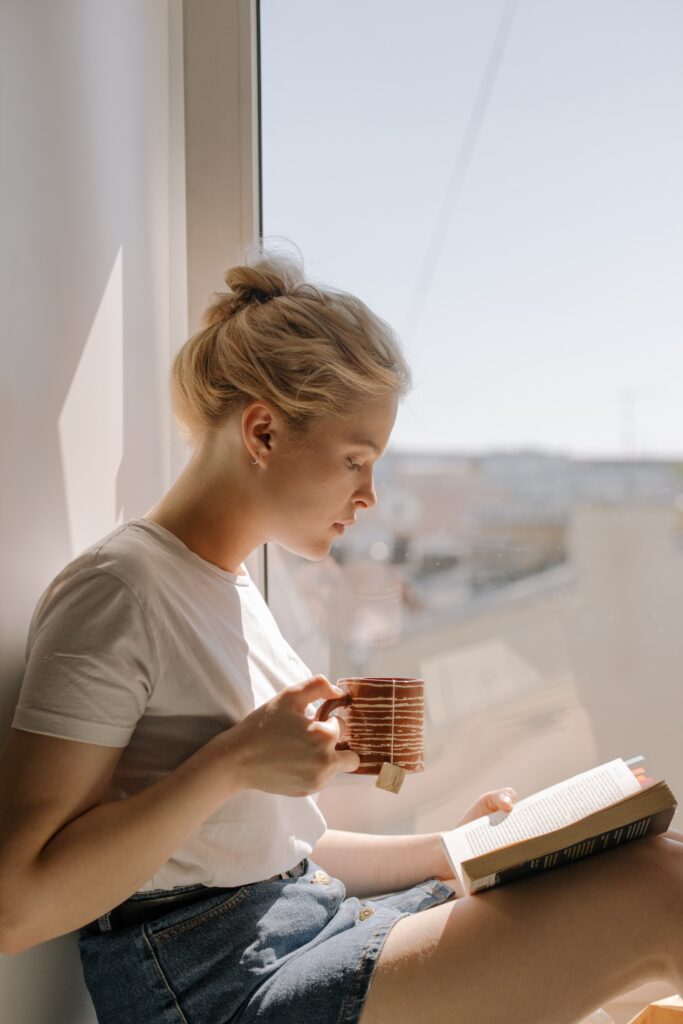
{"left": 260, "top": 0, "right": 683, "bottom": 459}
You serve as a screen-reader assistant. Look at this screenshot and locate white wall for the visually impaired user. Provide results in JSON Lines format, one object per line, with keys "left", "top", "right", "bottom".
{"left": 0, "top": 1, "right": 187, "bottom": 1018}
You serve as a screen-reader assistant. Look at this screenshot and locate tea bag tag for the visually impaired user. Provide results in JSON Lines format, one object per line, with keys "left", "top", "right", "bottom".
{"left": 376, "top": 762, "right": 406, "bottom": 794}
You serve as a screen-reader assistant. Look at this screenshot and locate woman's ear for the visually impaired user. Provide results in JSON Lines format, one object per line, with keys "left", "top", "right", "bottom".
{"left": 242, "top": 401, "right": 278, "bottom": 464}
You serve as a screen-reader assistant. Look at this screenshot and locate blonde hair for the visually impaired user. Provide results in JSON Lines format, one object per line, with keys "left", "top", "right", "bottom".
{"left": 172, "top": 248, "right": 412, "bottom": 442}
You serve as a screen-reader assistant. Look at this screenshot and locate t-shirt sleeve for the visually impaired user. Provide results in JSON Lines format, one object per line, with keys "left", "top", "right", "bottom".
{"left": 11, "top": 569, "right": 156, "bottom": 747}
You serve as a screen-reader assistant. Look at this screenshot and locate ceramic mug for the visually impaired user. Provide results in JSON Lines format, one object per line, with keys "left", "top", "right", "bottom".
{"left": 314, "top": 676, "right": 424, "bottom": 775}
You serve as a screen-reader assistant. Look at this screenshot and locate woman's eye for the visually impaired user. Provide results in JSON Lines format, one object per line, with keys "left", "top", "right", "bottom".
{"left": 347, "top": 460, "right": 363, "bottom": 473}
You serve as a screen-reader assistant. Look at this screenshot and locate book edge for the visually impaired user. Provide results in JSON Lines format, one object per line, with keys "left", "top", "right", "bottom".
{"left": 466, "top": 804, "right": 676, "bottom": 892}
{"left": 463, "top": 783, "right": 676, "bottom": 881}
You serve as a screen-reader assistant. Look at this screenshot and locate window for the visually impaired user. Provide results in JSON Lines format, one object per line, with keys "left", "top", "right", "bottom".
{"left": 259, "top": 0, "right": 683, "bottom": 844}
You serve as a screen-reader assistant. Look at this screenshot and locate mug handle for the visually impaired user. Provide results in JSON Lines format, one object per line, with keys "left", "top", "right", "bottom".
{"left": 314, "top": 693, "right": 353, "bottom": 750}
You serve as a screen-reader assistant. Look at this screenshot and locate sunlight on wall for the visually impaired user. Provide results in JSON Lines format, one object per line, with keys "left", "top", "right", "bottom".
{"left": 58, "top": 247, "right": 124, "bottom": 557}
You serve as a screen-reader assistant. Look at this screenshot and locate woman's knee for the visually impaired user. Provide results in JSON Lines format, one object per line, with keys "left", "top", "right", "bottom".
{"left": 627, "top": 834, "right": 683, "bottom": 981}
{"left": 652, "top": 835, "right": 683, "bottom": 980}
{"left": 647, "top": 833, "right": 683, "bottom": 896}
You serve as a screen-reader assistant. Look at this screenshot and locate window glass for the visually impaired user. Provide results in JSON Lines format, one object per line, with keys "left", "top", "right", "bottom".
{"left": 260, "top": 0, "right": 683, "bottom": 836}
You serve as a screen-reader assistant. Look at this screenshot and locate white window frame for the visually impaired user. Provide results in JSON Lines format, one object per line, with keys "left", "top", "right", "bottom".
{"left": 181, "top": 0, "right": 268, "bottom": 596}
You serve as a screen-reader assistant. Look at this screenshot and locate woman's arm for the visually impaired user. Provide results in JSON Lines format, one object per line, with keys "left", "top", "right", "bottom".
{"left": 317, "top": 773, "right": 666, "bottom": 901}
{"left": 310, "top": 829, "right": 453, "bottom": 899}
{"left": 316, "top": 771, "right": 668, "bottom": 901}
{"left": 0, "top": 727, "right": 249, "bottom": 955}
{"left": 311, "top": 787, "right": 520, "bottom": 898}
{"left": 0, "top": 674, "right": 355, "bottom": 956}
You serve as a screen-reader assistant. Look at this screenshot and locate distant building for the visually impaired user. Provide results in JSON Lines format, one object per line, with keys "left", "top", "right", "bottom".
{"left": 316, "top": 503, "right": 683, "bottom": 844}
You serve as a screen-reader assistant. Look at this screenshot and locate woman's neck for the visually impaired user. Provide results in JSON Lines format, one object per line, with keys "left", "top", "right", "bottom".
{"left": 144, "top": 446, "right": 264, "bottom": 575}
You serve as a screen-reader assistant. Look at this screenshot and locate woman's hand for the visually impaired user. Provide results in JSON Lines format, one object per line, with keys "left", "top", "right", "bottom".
{"left": 453, "top": 766, "right": 654, "bottom": 831}
{"left": 455, "top": 787, "right": 518, "bottom": 827}
{"left": 221, "top": 675, "right": 361, "bottom": 797}
{"left": 631, "top": 765, "right": 656, "bottom": 788}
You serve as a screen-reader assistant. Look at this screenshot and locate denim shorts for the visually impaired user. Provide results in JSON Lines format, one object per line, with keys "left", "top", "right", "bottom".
{"left": 77, "top": 856, "right": 456, "bottom": 1024}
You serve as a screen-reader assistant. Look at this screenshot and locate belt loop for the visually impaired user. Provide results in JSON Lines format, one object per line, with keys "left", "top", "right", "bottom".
{"left": 95, "top": 910, "right": 113, "bottom": 933}
{"left": 277, "top": 857, "right": 306, "bottom": 881}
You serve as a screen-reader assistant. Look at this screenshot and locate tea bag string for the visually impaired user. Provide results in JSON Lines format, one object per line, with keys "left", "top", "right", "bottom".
{"left": 390, "top": 678, "right": 395, "bottom": 764}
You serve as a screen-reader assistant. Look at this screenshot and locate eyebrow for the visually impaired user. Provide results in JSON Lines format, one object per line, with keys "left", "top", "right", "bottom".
{"left": 348, "top": 437, "right": 381, "bottom": 454}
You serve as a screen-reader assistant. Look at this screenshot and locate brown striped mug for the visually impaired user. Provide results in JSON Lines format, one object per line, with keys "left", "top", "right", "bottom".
{"left": 314, "top": 677, "right": 424, "bottom": 775}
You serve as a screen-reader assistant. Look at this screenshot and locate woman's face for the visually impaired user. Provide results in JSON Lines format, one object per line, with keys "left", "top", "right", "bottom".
{"left": 264, "top": 393, "right": 398, "bottom": 561}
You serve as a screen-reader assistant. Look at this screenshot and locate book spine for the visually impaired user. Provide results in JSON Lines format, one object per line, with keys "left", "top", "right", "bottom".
{"left": 469, "top": 806, "right": 675, "bottom": 894}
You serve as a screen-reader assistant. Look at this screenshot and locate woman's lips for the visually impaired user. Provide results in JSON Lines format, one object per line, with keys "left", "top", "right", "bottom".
{"left": 333, "top": 517, "right": 356, "bottom": 534}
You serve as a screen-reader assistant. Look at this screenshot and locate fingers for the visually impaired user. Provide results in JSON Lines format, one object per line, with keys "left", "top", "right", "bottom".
{"left": 308, "top": 710, "right": 359, "bottom": 774}
{"left": 309, "top": 712, "right": 360, "bottom": 774}
{"left": 310, "top": 710, "right": 348, "bottom": 743}
{"left": 337, "top": 748, "right": 362, "bottom": 774}
{"left": 631, "top": 767, "right": 656, "bottom": 787}
{"left": 490, "top": 787, "right": 518, "bottom": 811}
{"left": 286, "top": 675, "right": 352, "bottom": 756}
{"left": 286, "top": 674, "right": 344, "bottom": 712}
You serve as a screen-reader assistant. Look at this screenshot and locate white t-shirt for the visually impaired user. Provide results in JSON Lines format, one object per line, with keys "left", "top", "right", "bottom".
{"left": 12, "top": 519, "right": 327, "bottom": 891}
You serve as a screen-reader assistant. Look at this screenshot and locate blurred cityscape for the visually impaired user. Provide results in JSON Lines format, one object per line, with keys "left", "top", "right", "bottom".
{"left": 274, "top": 450, "right": 683, "bottom": 670}
{"left": 270, "top": 450, "right": 683, "bottom": 842}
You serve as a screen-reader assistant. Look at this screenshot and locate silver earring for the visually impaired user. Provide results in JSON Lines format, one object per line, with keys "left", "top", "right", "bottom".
{"left": 251, "top": 454, "right": 260, "bottom": 465}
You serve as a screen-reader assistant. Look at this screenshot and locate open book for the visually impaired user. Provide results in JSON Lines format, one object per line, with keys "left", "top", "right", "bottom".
{"left": 440, "top": 757, "right": 677, "bottom": 897}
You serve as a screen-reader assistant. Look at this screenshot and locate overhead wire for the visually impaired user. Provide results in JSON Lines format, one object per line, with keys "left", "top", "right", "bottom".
{"left": 404, "top": 0, "right": 520, "bottom": 345}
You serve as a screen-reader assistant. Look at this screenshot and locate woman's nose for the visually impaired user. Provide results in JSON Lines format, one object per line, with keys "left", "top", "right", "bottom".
{"left": 355, "top": 476, "right": 377, "bottom": 510}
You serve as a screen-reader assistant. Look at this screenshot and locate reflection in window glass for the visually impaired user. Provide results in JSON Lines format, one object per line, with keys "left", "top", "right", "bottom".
{"left": 260, "top": 0, "right": 683, "bottom": 840}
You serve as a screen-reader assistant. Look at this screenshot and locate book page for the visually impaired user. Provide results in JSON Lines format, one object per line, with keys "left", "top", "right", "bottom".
{"left": 442, "top": 758, "right": 641, "bottom": 871}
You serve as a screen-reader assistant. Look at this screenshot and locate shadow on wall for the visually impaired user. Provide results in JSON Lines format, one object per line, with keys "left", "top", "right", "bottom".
{"left": 0, "top": 1, "right": 179, "bottom": 1019}
{"left": 0, "top": 239, "right": 127, "bottom": 734}
{"left": 0, "top": 0, "right": 171, "bottom": 718}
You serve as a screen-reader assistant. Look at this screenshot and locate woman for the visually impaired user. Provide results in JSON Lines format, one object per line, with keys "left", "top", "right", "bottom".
{"left": 0, "top": 251, "right": 681, "bottom": 1024}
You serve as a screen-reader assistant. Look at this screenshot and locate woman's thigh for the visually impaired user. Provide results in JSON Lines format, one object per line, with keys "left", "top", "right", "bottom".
{"left": 360, "top": 835, "right": 683, "bottom": 1024}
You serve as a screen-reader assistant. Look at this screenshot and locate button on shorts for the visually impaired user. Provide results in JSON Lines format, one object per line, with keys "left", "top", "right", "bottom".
{"left": 77, "top": 856, "right": 456, "bottom": 1024}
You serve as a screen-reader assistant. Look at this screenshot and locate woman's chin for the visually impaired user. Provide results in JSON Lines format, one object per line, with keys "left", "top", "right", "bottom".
{"left": 277, "top": 535, "right": 332, "bottom": 562}
{"left": 309, "top": 538, "right": 335, "bottom": 561}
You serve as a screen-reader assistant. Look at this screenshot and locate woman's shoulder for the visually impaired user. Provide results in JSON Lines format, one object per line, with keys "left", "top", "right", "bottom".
{"left": 52, "top": 521, "right": 162, "bottom": 591}
{"left": 31, "top": 521, "right": 170, "bottom": 631}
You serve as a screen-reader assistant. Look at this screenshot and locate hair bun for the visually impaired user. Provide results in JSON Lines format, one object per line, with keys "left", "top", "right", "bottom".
{"left": 224, "top": 266, "right": 285, "bottom": 305}
{"left": 202, "top": 253, "right": 306, "bottom": 328}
